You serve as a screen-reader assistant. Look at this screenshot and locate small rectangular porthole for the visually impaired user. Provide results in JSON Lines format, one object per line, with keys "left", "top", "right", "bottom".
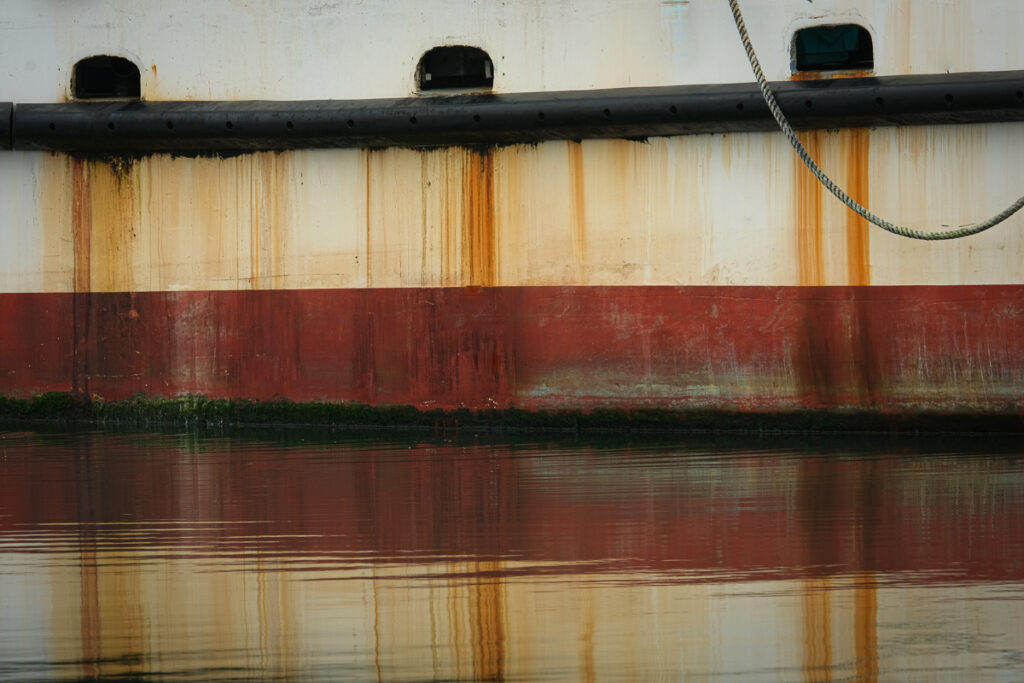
{"left": 794, "top": 24, "right": 873, "bottom": 72}
{"left": 417, "top": 46, "right": 493, "bottom": 92}
{"left": 72, "top": 55, "right": 141, "bottom": 99}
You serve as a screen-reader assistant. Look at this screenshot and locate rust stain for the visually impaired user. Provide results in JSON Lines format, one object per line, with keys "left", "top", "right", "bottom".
{"left": 420, "top": 153, "right": 430, "bottom": 280}
{"left": 364, "top": 150, "right": 372, "bottom": 288}
{"left": 854, "top": 574, "right": 879, "bottom": 682}
{"left": 90, "top": 159, "right": 139, "bottom": 292}
{"left": 254, "top": 152, "right": 290, "bottom": 288}
{"left": 448, "top": 569, "right": 468, "bottom": 680}
{"left": 802, "top": 577, "right": 833, "bottom": 682}
{"left": 71, "top": 158, "right": 92, "bottom": 397}
{"left": 799, "top": 459, "right": 835, "bottom": 677}
{"left": 840, "top": 129, "right": 877, "bottom": 406}
{"left": 461, "top": 148, "right": 496, "bottom": 286}
{"left": 276, "top": 574, "right": 297, "bottom": 675}
{"left": 795, "top": 130, "right": 824, "bottom": 286}
{"left": 67, "top": 156, "right": 141, "bottom": 295}
{"left": 440, "top": 150, "right": 458, "bottom": 286}
{"left": 568, "top": 141, "right": 587, "bottom": 270}
{"left": 470, "top": 563, "right": 506, "bottom": 681}
{"left": 580, "top": 592, "right": 596, "bottom": 683}
{"left": 843, "top": 128, "right": 871, "bottom": 286}
{"left": 248, "top": 156, "right": 261, "bottom": 287}
{"left": 71, "top": 159, "right": 92, "bottom": 293}
{"left": 790, "top": 69, "right": 870, "bottom": 81}
{"left": 110, "top": 162, "right": 137, "bottom": 290}
{"left": 371, "top": 570, "right": 382, "bottom": 682}
{"left": 854, "top": 462, "right": 880, "bottom": 680}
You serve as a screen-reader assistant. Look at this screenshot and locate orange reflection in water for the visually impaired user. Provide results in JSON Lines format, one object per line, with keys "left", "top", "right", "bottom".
{"left": 0, "top": 433, "right": 1022, "bottom": 681}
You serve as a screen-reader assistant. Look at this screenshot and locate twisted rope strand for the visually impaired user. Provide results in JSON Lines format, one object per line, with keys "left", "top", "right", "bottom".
{"left": 727, "top": 0, "right": 1024, "bottom": 240}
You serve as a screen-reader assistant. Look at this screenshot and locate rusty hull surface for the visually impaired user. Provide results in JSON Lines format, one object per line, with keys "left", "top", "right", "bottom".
{"left": 1, "top": 286, "right": 1022, "bottom": 414}
{"left": 4, "top": 128, "right": 1021, "bottom": 294}
{"left": 1, "top": 128, "right": 1023, "bottom": 419}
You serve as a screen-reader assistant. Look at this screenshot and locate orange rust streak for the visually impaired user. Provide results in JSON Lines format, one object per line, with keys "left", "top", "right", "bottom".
{"left": 364, "top": 151, "right": 372, "bottom": 288}
{"left": 449, "top": 570, "right": 467, "bottom": 680}
{"left": 796, "top": 130, "right": 824, "bottom": 286}
{"left": 580, "top": 592, "right": 595, "bottom": 683}
{"left": 854, "top": 575, "right": 879, "bottom": 682}
{"left": 443, "top": 150, "right": 459, "bottom": 286}
{"left": 471, "top": 563, "right": 506, "bottom": 681}
{"left": 88, "top": 160, "right": 138, "bottom": 293}
{"left": 462, "top": 149, "right": 496, "bottom": 286}
{"left": 790, "top": 69, "right": 870, "bottom": 81}
{"left": 71, "top": 159, "right": 91, "bottom": 293}
{"left": 248, "top": 157, "right": 261, "bottom": 288}
{"left": 420, "top": 154, "right": 430, "bottom": 279}
{"left": 844, "top": 129, "right": 871, "bottom": 286}
{"left": 71, "top": 159, "right": 92, "bottom": 398}
{"left": 568, "top": 141, "right": 587, "bottom": 270}
{"left": 256, "top": 153, "right": 289, "bottom": 288}
{"left": 803, "top": 577, "right": 833, "bottom": 683}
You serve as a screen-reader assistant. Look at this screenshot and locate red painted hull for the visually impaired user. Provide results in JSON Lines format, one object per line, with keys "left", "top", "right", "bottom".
{"left": 2, "top": 285, "right": 1021, "bottom": 413}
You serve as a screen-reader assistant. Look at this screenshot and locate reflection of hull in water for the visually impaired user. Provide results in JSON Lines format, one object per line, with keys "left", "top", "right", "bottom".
{"left": 1, "top": 437, "right": 1021, "bottom": 680}
{"left": 1, "top": 0, "right": 1023, "bottom": 420}
{"left": 3, "top": 438, "right": 1020, "bottom": 582}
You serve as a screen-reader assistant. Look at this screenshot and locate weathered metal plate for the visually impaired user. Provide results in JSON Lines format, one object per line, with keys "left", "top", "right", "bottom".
{"left": 2, "top": 286, "right": 1022, "bottom": 413}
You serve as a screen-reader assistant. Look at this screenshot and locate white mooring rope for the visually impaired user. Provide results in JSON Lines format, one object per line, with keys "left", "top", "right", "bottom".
{"left": 727, "top": 0, "right": 1024, "bottom": 240}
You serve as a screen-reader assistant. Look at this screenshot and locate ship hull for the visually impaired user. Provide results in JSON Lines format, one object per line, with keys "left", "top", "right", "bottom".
{"left": 2, "top": 0, "right": 1023, "bottom": 424}
{"left": 3, "top": 284, "right": 1022, "bottom": 414}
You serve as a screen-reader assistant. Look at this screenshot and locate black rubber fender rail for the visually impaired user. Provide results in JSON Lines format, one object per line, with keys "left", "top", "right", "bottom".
{"left": 3, "top": 70, "right": 1023, "bottom": 153}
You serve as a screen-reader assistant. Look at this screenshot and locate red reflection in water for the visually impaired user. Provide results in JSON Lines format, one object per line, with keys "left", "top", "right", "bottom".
{"left": 1, "top": 435, "right": 1022, "bottom": 583}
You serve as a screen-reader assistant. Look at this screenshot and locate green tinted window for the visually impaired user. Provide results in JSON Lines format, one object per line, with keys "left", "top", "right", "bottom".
{"left": 795, "top": 25, "right": 873, "bottom": 71}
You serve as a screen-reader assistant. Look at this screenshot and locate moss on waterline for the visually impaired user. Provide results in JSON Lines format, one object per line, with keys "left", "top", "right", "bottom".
{"left": 0, "top": 392, "right": 1022, "bottom": 435}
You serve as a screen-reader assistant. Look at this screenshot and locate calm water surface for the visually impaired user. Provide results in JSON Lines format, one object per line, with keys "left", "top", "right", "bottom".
{"left": 1, "top": 430, "right": 1022, "bottom": 682}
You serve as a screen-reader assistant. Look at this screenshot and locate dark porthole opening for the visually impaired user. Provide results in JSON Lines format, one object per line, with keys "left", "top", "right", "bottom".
{"left": 417, "top": 46, "right": 493, "bottom": 91}
{"left": 794, "top": 24, "right": 873, "bottom": 72}
{"left": 72, "top": 55, "right": 141, "bottom": 99}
